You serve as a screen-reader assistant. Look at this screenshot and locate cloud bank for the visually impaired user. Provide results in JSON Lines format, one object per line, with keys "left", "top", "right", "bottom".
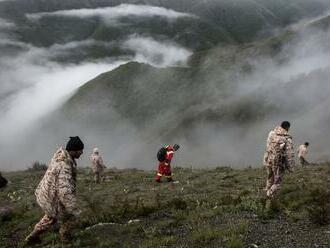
{"left": 123, "top": 35, "right": 192, "bottom": 67}
{"left": 26, "top": 4, "right": 194, "bottom": 22}
{"left": 0, "top": 30, "right": 192, "bottom": 170}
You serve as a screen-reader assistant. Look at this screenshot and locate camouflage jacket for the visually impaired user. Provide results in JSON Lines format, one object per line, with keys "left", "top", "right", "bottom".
{"left": 297, "top": 144, "right": 308, "bottom": 158}
{"left": 90, "top": 154, "right": 106, "bottom": 173}
{"left": 35, "top": 147, "right": 78, "bottom": 217}
{"left": 263, "top": 126, "right": 295, "bottom": 169}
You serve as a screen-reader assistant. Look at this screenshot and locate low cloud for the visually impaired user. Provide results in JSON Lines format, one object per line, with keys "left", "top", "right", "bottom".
{"left": 0, "top": 18, "right": 14, "bottom": 29}
{"left": 26, "top": 4, "right": 195, "bottom": 23}
{"left": 123, "top": 35, "right": 192, "bottom": 67}
{"left": 0, "top": 33, "right": 193, "bottom": 170}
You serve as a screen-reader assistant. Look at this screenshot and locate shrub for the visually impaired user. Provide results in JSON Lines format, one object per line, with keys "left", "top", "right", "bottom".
{"left": 167, "top": 198, "right": 188, "bottom": 210}
{"left": 27, "top": 161, "right": 47, "bottom": 171}
{"left": 307, "top": 188, "right": 330, "bottom": 225}
{"left": 191, "top": 226, "right": 223, "bottom": 246}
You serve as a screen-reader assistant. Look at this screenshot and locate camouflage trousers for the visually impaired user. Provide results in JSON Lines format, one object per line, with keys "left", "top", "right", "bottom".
{"left": 93, "top": 170, "right": 104, "bottom": 183}
{"left": 30, "top": 212, "right": 76, "bottom": 241}
{"left": 265, "top": 166, "right": 285, "bottom": 198}
{"left": 299, "top": 157, "right": 309, "bottom": 167}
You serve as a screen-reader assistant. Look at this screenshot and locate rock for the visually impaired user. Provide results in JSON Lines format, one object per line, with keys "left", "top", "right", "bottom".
{"left": 85, "top": 222, "right": 117, "bottom": 231}
{"left": 128, "top": 219, "right": 141, "bottom": 224}
{"left": 249, "top": 244, "right": 259, "bottom": 248}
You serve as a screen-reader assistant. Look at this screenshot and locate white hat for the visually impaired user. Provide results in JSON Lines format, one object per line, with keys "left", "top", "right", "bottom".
{"left": 93, "top": 147, "right": 99, "bottom": 153}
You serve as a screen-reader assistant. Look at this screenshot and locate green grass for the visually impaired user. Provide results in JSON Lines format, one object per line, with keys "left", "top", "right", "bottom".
{"left": 1, "top": 165, "right": 330, "bottom": 247}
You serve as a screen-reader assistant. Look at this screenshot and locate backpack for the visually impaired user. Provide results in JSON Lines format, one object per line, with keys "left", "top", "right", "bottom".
{"left": 273, "top": 135, "right": 289, "bottom": 167}
{"left": 157, "top": 147, "right": 167, "bottom": 162}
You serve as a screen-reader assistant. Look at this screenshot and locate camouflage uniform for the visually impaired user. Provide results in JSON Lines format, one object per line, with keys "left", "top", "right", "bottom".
{"left": 90, "top": 148, "right": 106, "bottom": 183}
{"left": 263, "top": 126, "right": 295, "bottom": 198}
{"left": 25, "top": 147, "right": 79, "bottom": 242}
{"left": 0, "top": 172, "right": 8, "bottom": 188}
{"left": 297, "top": 144, "right": 309, "bottom": 167}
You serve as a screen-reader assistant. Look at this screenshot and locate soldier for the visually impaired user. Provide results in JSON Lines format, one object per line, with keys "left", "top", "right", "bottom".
{"left": 25, "top": 136, "right": 84, "bottom": 244}
{"left": 155, "top": 144, "right": 180, "bottom": 183}
{"left": 0, "top": 172, "right": 8, "bottom": 188}
{"left": 297, "top": 142, "right": 310, "bottom": 167}
{"left": 90, "top": 147, "right": 106, "bottom": 183}
{"left": 263, "top": 121, "right": 295, "bottom": 198}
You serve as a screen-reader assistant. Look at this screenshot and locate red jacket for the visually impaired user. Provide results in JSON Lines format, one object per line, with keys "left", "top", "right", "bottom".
{"left": 164, "top": 145, "right": 175, "bottom": 166}
{"left": 157, "top": 146, "right": 175, "bottom": 176}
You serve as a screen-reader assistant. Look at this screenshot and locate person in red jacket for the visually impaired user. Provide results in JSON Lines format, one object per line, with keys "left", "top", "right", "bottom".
{"left": 155, "top": 144, "right": 180, "bottom": 183}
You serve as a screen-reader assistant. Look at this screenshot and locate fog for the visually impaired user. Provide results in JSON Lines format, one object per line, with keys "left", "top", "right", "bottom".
{"left": 101, "top": 17, "right": 330, "bottom": 169}
{"left": 182, "top": 22, "right": 330, "bottom": 167}
{"left": 122, "top": 35, "right": 192, "bottom": 67}
{"left": 0, "top": 19, "right": 193, "bottom": 170}
{"left": 0, "top": 17, "right": 14, "bottom": 29}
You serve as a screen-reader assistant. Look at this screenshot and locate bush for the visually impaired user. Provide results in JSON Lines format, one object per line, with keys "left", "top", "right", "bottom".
{"left": 27, "top": 161, "right": 47, "bottom": 171}
{"left": 307, "top": 188, "right": 330, "bottom": 225}
{"left": 167, "top": 198, "right": 188, "bottom": 210}
{"left": 191, "top": 226, "right": 223, "bottom": 246}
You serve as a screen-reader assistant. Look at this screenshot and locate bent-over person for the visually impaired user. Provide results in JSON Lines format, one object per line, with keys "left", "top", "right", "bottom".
{"left": 25, "top": 136, "right": 84, "bottom": 244}
{"left": 263, "top": 121, "right": 295, "bottom": 198}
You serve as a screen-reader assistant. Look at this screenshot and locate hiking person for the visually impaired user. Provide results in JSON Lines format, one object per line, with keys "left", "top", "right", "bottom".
{"left": 263, "top": 121, "right": 295, "bottom": 198}
{"left": 155, "top": 144, "right": 180, "bottom": 183}
{"left": 90, "top": 147, "right": 106, "bottom": 183}
{"left": 25, "top": 136, "right": 84, "bottom": 244}
{"left": 0, "top": 172, "right": 8, "bottom": 188}
{"left": 297, "top": 142, "right": 310, "bottom": 167}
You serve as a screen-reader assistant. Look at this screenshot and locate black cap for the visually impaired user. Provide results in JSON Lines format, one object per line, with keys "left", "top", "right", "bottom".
{"left": 281, "top": 121, "right": 290, "bottom": 130}
{"left": 66, "top": 136, "right": 84, "bottom": 151}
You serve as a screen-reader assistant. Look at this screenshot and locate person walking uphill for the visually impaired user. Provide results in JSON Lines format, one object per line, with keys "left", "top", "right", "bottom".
{"left": 297, "top": 142, "right": 310, "bottom": 167}
{"left": 25, "top": 136, "right": 84, "bottom": 244}
{"left": 155, "top": 144, "right": 180, "bottom": 183}
{"left": 90, "top": 147, "right": 106, "bottom": 183}
{"left": 263, "top": 121, "right": 295, "bottom": 198}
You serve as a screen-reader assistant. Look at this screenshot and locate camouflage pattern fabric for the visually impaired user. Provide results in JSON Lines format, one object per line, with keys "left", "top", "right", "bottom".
{"left": 26, "top": 147, "right": 79, "bottom": 242}
{"left": 299, "top": 156, "right": 309, "bottom": 167}
{"left": 297, "top": 144, "right": 309, "bottom": 166}
{"left": 29, "top": 212, "right": 75, "bottom": 241}
{"left": 263, "top": 126, "right": 295, "bottom": 197}
{"left": 35, "top": 147, "right": 78, "bottom": 217}
{"left": 266, "top": 165, "right": 285, "bottom": 198}
{"left": 90, "top": 152, "right": 106, "bottom": 183}
{"left": 0, "top": 173, "right": 8, "bottom": 188}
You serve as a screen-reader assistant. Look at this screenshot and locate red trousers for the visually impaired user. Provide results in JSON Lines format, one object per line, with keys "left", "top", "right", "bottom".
{"left": 155, "top": 163, "right": 172, "bottom": 182}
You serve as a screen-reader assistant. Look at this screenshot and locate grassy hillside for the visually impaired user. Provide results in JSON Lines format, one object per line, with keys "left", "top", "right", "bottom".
{"left": 1, "top": 164, "right": 330, "bottom": 247}
{"left": 61, "top": 60, "right": 275, "bottom": 139}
